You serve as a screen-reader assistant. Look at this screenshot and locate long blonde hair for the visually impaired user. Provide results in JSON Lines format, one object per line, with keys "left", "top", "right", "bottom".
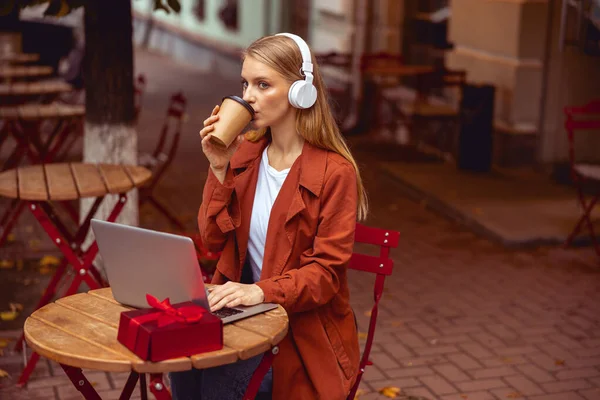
{"left": 243, "top": 35, "right": 368, "bottom": 220}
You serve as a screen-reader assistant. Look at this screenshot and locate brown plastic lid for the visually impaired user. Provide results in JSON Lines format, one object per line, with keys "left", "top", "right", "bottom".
{"left": 223, "top": 95, "right": 255, "bottom": 117}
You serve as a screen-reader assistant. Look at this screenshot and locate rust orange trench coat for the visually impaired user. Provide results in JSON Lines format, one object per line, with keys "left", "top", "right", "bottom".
{"left": 198, "top": 134, "right": 360, "bottom": 399}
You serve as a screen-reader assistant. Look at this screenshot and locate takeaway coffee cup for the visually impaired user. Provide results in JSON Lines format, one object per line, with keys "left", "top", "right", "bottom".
{"left": 209, "top": 96, "right": 255, "bottom": 149}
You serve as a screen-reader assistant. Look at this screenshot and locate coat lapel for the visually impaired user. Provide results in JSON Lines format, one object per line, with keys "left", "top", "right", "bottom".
{"left": 260, "top": 141, "right": 328, "bottom": 279}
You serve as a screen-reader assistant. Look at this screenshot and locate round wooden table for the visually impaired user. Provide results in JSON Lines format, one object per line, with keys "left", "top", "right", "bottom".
{"left": 24, "top": 287, "right": 288, "bottom": 399}
{"left": 0, "top": 162, "right": 153, "bottom": 387}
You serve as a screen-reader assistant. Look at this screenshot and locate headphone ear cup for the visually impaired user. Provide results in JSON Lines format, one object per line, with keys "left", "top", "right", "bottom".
{"left": 288, "top": 80, "right": 317, "bottom": 109}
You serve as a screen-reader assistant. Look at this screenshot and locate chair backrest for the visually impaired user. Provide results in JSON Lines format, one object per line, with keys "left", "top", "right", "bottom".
{"left": 134, "top": 73, "right": 147, "bottom": 119}
{"left": 415, "top": 67, "right": 466, "bottom": 104}
{"left": 564, "top": 99, "right": 600, "bottom": 174}
{"left": 347, "top": 223, "right": 400, "bottom": 400}
{"left": 147, "top": 91, "right": 187, "bottom": 190}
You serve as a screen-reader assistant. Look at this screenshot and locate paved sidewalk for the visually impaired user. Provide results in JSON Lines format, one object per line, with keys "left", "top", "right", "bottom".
{"left": 1, "top": 48, "right": 599, "bottom": 400}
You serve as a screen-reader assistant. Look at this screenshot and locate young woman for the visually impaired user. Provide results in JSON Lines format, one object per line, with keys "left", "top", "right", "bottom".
{"left": 171, "top": 33, "right": 368, "bottom": 400}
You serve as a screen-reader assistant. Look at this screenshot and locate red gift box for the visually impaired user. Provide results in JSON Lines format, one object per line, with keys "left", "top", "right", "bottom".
{"left": 117, "top": 294, "right": 223, "bottom": 362}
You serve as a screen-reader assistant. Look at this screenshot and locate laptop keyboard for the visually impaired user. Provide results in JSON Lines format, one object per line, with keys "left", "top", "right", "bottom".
{"left": 212, "top": 307, "right": 244, "bottom": 319}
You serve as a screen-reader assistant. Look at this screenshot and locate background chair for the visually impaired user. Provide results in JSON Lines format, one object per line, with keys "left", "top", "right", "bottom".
{"left": 563, "top": 99, "right": 600, "bottom": 260}
{"left": 383, "top": 67, "right": 466, "bottom": 159}
{"left": 138, "top": 91, "right": 187, "bottom": 231}
{"left": 347, "top": 223, "right": 400, "bottom": 400}
{"left": 134, "top": 73, "right": 147, "bottom": 121}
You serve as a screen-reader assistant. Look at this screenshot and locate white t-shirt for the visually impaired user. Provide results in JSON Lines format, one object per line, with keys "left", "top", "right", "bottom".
{"left": 247, "top": 146, "right": 290, "bottom": 282}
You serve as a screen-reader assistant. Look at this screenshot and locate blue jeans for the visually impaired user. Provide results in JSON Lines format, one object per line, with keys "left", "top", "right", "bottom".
{"left": 169, "top": 354, "right": 272, "bottom": 400}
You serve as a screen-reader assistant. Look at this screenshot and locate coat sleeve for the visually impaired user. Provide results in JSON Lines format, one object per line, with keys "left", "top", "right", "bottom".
{"left": 255, "top": 161, "right": 357, "bottom": 313}
{"left": 197, "top": 167, "right": 241, "bottom": 253}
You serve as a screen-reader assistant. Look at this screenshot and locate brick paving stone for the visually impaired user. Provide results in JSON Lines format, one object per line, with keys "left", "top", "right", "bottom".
{"left": 363, "top": 364, "right": 387, "bottom": 381}
{"left": 367, "top": 377, "right": 421, "bottom": 392}
{"left": 494, "top": 345, "right": 540, "bottom": 356}
{"left": 384, "top": 343, "right": 414, "bottom": 359}
{"left": 574, "top": 347, "right": 600, "bottom": 357}
{"left": 459, "top": 344, "right": 494, "bottom": 360}
{"left": 414, "top": 345, "right": 459, "bottom": 356}
{"left": 370, "top": 352, "right": 401, "bottom": 370}
{"left": 504, "top": 375, "right": 546, "bottom": 396}
{"left": 455, "top": 378, "right": 507, "bottom": 392}
{"left": 489, "top": 387, "right": 525, "bottom": 399}
{"left": 579, "top": 387, "right": 600, "bottom": 400}
{"left": 396, "top": 333, "right": 429, "bottom": 349}
{"left": 437, "top": 335, "right": 472, "bottom": 345}
{"left": 541, "top": 379, "right": 593, "bottom": 393}
{"left": 470, "top": 332, "right": 505, "bottom": 349}
{"left": 433, "top": 363, "right": 470, "bottom": 382}
{"left": 385, "top": 366, "right": 435, "bottom": 379}
{"left": 447, "top": 354, "right": 483, "bottom": 370}
{"left": 441, "top": 391, "right": 496, "bottom": 400}
{"left": 529, "top": 393, "right": 587, "bottom": 400}
{"left": 403, "top": 386, "right": 436, "bottom": 399}
{"left": 556, "top": 368, "right": 600, "bottom": 380}
{"left": 470, "top": 366, "right": 517, "bottom": 379}
{"left": 419, "top": 375, "right": 458, "bottom": 396}
{"left": 516, "top": 364, "right": 557, "bottom": 383}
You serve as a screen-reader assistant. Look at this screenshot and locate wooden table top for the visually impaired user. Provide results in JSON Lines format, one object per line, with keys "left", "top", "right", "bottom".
{"left": 24, "top": 288, "right": 289, "bottom": 373}
{"left": 0, "top": 163, "right": 152, "bottom": 201}
{"left": 364, "top": 64, "right": 434, "bottom": 77}
{"left": 0, "top": 65, "right": 52, "bottom": 79}
{"left": 0, "top": 53, "right": 40, "bottom": 64}
{"left": 0, "top": 103, "right": 84, "bottom": 120}
{"left": 0, "top": 79, "right": 73, "bottom": 97}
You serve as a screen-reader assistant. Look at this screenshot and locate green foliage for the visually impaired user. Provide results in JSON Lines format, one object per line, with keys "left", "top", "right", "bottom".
{"left": 0, "top": 0, "right": 181, "bottom": 17}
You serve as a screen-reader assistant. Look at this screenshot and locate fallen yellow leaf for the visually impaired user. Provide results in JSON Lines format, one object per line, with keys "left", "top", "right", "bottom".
{"left": 40, "top": 255, "right": 60, "bottom": 267}
{"left": 555, "top": 359, "right": 565, "bottom": 366}
{"left": 364, "top": 310, "right": 372, "bottom": 317}
{"left": 39, "top": 265, "right": 53, "bottom": 275}
{"left": 460, "top": 395, "right": 468, "bottom": 399}
{"left": 390, "top": 320, "right": 403, "bottom": 327}
{"left": 0, "top": 338, "right": 10, "bottom": 348}
{"left": 29, "top": 239, "right": 41, "bottom": 250}
{"left": 0, "top": 369, "right": 9, "bottom": 378}
{"left": 358, "top": 332, "right": 368, "bottom": 340}
{"left": 0, "top": 260, "right": 14, "bottom": 269}
{"left": 507, "top": 392, "right": 523, "bottom": 398}
{"left": 354, "top": 389, "right": 366, "bottom": 399}
{"left": 378, "top": 386, "right": 402, "bottom": 398}
{"left": 0, "top": 311, "right": 18, "bottom": 321}
{"left": 6, "top": 233, "right": 16, "bottom": 243}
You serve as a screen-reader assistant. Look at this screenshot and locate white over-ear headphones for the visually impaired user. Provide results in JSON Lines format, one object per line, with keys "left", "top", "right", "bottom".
{"left": 275, "top": 33, "right": 318, "bottom": 109}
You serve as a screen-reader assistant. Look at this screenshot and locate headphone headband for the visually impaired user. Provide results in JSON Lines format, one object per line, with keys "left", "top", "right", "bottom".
{"left": 275, "top": 33, "right": 313, "bottom": 75}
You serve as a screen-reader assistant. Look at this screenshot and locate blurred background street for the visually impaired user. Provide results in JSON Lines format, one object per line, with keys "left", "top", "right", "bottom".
{"left": 1, "top": 0, "right": 599, "bottom": 399}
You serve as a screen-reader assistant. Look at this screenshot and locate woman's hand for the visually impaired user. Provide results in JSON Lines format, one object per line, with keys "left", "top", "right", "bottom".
{"left": 199, "top": 105, "right": 244, "bottom": 175}
{"left": 207, "top": 281, "right": 265, "bottom": 312}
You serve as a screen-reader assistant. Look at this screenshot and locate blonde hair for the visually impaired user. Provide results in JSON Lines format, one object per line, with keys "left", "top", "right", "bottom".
{"left": 243, "top": 35, "right": 368, "bottom": 221}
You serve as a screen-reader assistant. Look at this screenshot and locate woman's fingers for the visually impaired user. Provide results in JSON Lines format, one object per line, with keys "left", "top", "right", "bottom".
{"left": 202, "top": 114, "right": 219, "bottom": 127}
{"left": 211, "top": 105, "right": 220, "bottom": 116}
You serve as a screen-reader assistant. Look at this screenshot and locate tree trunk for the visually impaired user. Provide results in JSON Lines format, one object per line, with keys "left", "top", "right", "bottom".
{"left": 81, "top": 0, "right": 138, "bottom": 238}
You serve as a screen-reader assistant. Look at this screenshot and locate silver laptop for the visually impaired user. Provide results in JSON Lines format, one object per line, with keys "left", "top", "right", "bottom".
{"left": 90, "top": 219, "right": 277, "bottom": 324}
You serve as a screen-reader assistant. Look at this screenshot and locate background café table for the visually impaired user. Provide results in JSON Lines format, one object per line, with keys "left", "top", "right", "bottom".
{"left": 23, "top": 288, "right": 289, "bottom": 400}
{"left": 0, "top": 52, "right": 40, "bottom": 65}
{"left": 0, "top": 65, "right": 53, "bottom": 82}
{"left": 0, "top": 79, "right": 74, "bottom": 105}
{"left": 0, "top": 103, "right": 85, "bottom": 170}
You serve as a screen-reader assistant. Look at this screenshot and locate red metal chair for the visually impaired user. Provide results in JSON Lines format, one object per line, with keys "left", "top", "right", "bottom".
{"left": 347, "top": 223, "right": 400, "bottom": 400}
{"left": 564, "top": 99, "right": 600, "bottom": 259}
{"left": 138, "top": 91, "right": 187, "bottom": 230}
{"left": 134, "top": 73, "right": 147, "bottom": 120}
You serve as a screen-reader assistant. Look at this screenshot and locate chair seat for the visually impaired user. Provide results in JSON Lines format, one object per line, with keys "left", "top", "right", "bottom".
{"left": 574, "top": 163, "right": 600, "bottom": 181}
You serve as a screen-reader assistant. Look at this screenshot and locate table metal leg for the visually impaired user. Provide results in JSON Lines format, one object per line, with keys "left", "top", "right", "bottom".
{"left": 149, "top": 373, "right": 172, "bottom": 400}
{"left": 17, "top": 195, "right": 127, "bottom": 386}
{"left": 16, "top": 351, "right": 40, "bottom": 387}
{"left": 0, "top": 199, "right": 24, "bottom": 248}
{"left": 140, "top": 373, "right": 148, "bottom": 400}
{"left": 119, "top": 371, "right": 141, "bottom": 400}
{"left": 60, "top": 364, "right": 103, "bottom": 400}
{"left": 242, "top": 346, "right": 279, "bottom": 400}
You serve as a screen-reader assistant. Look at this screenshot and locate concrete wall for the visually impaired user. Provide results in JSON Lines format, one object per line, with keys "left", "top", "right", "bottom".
{"left": 447, "top": 0, "right": 600, "bottom": 165}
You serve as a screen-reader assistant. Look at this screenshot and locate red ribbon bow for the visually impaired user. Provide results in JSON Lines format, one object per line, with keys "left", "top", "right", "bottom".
{"left": 145, "top": 294, "right": 205, "bottom": 328}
